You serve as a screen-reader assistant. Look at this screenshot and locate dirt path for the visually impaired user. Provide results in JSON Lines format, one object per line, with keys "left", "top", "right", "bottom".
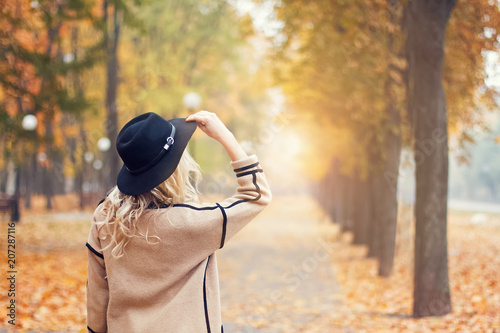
{"left": 218, "top": 195, "right": 346, "bottom": 333}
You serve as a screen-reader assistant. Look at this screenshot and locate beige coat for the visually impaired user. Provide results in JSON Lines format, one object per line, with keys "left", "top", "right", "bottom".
{"left": 86, "top": 155, "right": 272, "bottom": 333}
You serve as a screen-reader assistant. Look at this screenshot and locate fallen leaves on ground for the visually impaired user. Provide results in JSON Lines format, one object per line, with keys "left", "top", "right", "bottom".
{"left": 0, "top": 215, "right": 90, "bottom": 332}
{"left": 332, "top": 209, "right": 500, "bottom": 332}
{"left": 1, "top": 198, "right": 499, "bottom": 332}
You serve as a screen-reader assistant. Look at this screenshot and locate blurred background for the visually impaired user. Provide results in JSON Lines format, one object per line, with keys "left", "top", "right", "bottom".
{"left": 0, "top": 0, "right": 499, "bottom": 332}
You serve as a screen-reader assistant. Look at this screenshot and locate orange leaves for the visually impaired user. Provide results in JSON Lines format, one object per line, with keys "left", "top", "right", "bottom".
{"left": 0, "top": 251, "right": 88, "bottom": 331}
{"left": 334, "top": 210, "right": 500, "bottom": 332}
{"left": 1, "top": 198, "right": 499, "bottom": 332}
{"left": 0, "top": 217, "right": 90, "bottom": 332}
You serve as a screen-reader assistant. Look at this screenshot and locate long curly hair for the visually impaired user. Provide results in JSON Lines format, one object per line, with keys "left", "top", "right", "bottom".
{"left": 97, "top": 149, "right": 202, "bottom": 258}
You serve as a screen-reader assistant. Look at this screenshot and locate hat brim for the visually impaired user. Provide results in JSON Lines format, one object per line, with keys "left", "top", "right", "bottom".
{"left": 116, "top": 118, "right": 197, "bottom": 195}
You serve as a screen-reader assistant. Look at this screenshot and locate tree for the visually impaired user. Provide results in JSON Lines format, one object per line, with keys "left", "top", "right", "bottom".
{"left": 274, "top": 0, "right": 405, "bottom": 276}
{"left": 103, "top": 0, "right": 121, "bottom": 192}
{"left": 115, "top": 0, "right": 261, "bottom": 171}
{"left": 274, "top": 0, "right": 500, "bottom": 280}
{"left": 0, "top": 0, "right": 101, "bottom": 208}
{"left": 369, "top": 0, "right": 403, "bottom": 277}
{"left": 101, "top": 0, "right": 147, "bottom": 192}
{"left": 406, "top": 0, "right": 456, "bottom": 317}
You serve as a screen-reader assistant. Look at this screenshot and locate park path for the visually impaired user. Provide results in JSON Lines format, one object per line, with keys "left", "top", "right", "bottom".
{"left": 218, "top": 195, "right": 346, "bottom": 333}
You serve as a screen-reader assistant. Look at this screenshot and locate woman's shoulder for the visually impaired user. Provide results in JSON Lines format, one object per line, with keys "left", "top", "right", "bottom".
{"left": 92, "top": 198, "right": 107, "bottom": 223}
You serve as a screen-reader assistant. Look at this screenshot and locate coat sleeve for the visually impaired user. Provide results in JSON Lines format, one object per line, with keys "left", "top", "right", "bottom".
{"left": 217, "top": 154, "right": 273, "bottom": 246}
{"left": 86, "top": 219, "right": 109, "bottom": 333}
{"left": 170, "top": 154, "right": 272, "bottom": 258}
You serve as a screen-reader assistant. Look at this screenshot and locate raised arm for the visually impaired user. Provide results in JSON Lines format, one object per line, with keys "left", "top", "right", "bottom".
{"left": 185, "top": 110, "right": 247, "bottom": 162}
{"left": 171, "top": 112, "right": 272, "bottom": 259}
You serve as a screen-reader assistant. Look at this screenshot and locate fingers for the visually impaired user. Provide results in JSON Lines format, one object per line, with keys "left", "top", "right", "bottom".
{"left": 186, "top": 110, "right": 216, "bottom": 126}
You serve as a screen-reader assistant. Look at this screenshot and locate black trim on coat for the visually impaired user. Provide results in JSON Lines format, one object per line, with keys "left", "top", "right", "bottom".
{"left": 233, "top": 162, "right": 259, "bottom": 173}
{"left": 152, "top": 169, "right": 262, "bottom": 211}
{"left": 147, "top": 201, "right": 170, "bottom": 209}
{"left": 222, "top": 173, "right": 262, "bottom": 209}
{"left": 94, "top": 161, "right": 261, "bottom": 212}
{"left": 86, "top": 242, "right": 104, "bottom": 259}
{"left": 222, "top": 199, "right": 246, "bottom": 209}
{"left": 249, "top": 173, "right": 262, "bottom": 202}
{"left": 96, "top": 198, "right": 105, "bottom": 208}
{"left": 236, "top": 169, "right": 263, "bottom": 178}
{"left": 216, "top": 203, "right": 227, "bottom": 249}
{"left": 203, "top": 255, "right": 212, "bottom": 333}
{"left": 142, "top": 161, "right": 262, "bottom": 213}
{"left": 87, "top": 325, "right": 98, "bottom": 333}
{"left": 173, "top": 203, "right": 219, "bottom": 211}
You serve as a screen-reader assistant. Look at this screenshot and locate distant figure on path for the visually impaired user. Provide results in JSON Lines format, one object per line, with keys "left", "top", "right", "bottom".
{"left": 86, "top": 111, "right": 272, "bottom": 333}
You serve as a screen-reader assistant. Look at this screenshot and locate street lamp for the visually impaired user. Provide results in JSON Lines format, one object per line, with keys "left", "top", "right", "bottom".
{"left": 12, "top": 115, "right": 38, "bottom": 220}
{"left": 37, "top": 152, "right": 47, "bottom": 163}
{"left": 93, "top": 160, "right": 103, "bottom": 170}
{"left": 97, "top": 137, "right": 111, "bottom": 152}
{"left": 84, "top": 152, "right": 95, "bottom": 164}
{"left": 183, "top": 92, "right": 202, "bottom": 111}
{"left": 63, "top": 53, "right": 75, "bottom": 63}
{"left": 22, "top": 114, "right": 38, "bottom": 131}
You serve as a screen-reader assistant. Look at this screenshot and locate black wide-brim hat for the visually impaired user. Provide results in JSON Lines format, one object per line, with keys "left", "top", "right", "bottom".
{"left": 116, "top": 112, "right": 197, "bottom": 196}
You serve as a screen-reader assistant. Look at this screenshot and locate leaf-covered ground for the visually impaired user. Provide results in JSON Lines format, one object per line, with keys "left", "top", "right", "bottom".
{"left": 0, "top": 195, "right": 499, "bottom": 332}
{"left": 332, "top": 206, "right": 500, "bottom": 332}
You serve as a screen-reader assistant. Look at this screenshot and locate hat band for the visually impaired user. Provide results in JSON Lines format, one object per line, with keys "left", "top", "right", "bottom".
{"left": 125, "top": 123, "right": 176, "bottom": 175}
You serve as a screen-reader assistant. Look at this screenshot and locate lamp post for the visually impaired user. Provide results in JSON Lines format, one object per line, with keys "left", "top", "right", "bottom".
{"left": 12, "top": 115, "right": 38, "bottom": 221}
{"left": 80, "top": 150, "right": 94, "bottom": 208}
{"left": 183, "top": 92, "right": 202, "bottom": 158}
{"left": 96, "top": 137, "right": 111, "bottom": 194}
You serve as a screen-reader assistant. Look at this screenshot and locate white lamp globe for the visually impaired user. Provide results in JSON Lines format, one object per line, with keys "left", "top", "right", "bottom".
{"left": 183, "top": 92, "right": 202, "bottom": 110}
{"left": 22, "top": 114, "right": 38, "bottom": 131}
{"left": 97, "top": 137, "right": 111, "bottom": 152}
{"left": 84, "top": 152, "right": 94, "bottom": 163}
{"left": 93, "top": 160, "right": 103, "bottom": 170}
{"left": 63, "top": 53, "right": 75, "bottom": 63}
{"left": 37, "top": 152, "right": 47, "bottom": 162}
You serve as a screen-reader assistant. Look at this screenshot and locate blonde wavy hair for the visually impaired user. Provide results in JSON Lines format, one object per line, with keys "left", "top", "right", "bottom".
{"left": 97, "top": 149, "right": 202, "bottom": 258}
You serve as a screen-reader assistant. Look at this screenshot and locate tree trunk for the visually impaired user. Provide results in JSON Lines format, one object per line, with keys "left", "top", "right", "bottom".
{"left": 11, "top": 165, "right": 20, "bottom": 221}
{"left": 340, "top": 173, "right": 354, "bottom": 233}
{"left": 43, "top": 165, "right": 53, "bottom": 210}
{"left": 330, "top": 158, "right": 343, "bottom": 223}
{"left": 407, "top": 0, "right": 455, "bottom": 317}
{"left": 367, "top": 177, "right": 381, "bottom": 259}
{"left": 352, "top": 174, "right": 371, "bottom": 245}
{"left": 45, "top": 119, "right": 53, "bottom": 210}
{"left": 23, "top": 163, "right": 31, "bottom": 209}
{"left": 368, "top": 0, "right": 403, "bottom": 276}
{"left": 321, "top": 158, "right": 341, "bottom": 223}
{"left": 104, "top": 1, "right": 121, "bottom": 192}
{"left": 370, "top": 129, "right": 401, "bottom": 275}
{"left": 23, "top": 154, "right": 36, "bottom": 209}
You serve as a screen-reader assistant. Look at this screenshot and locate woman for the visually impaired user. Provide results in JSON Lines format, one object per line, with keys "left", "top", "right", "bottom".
{"left": 86, "top": 111, "right": 272, "bottom": 333}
